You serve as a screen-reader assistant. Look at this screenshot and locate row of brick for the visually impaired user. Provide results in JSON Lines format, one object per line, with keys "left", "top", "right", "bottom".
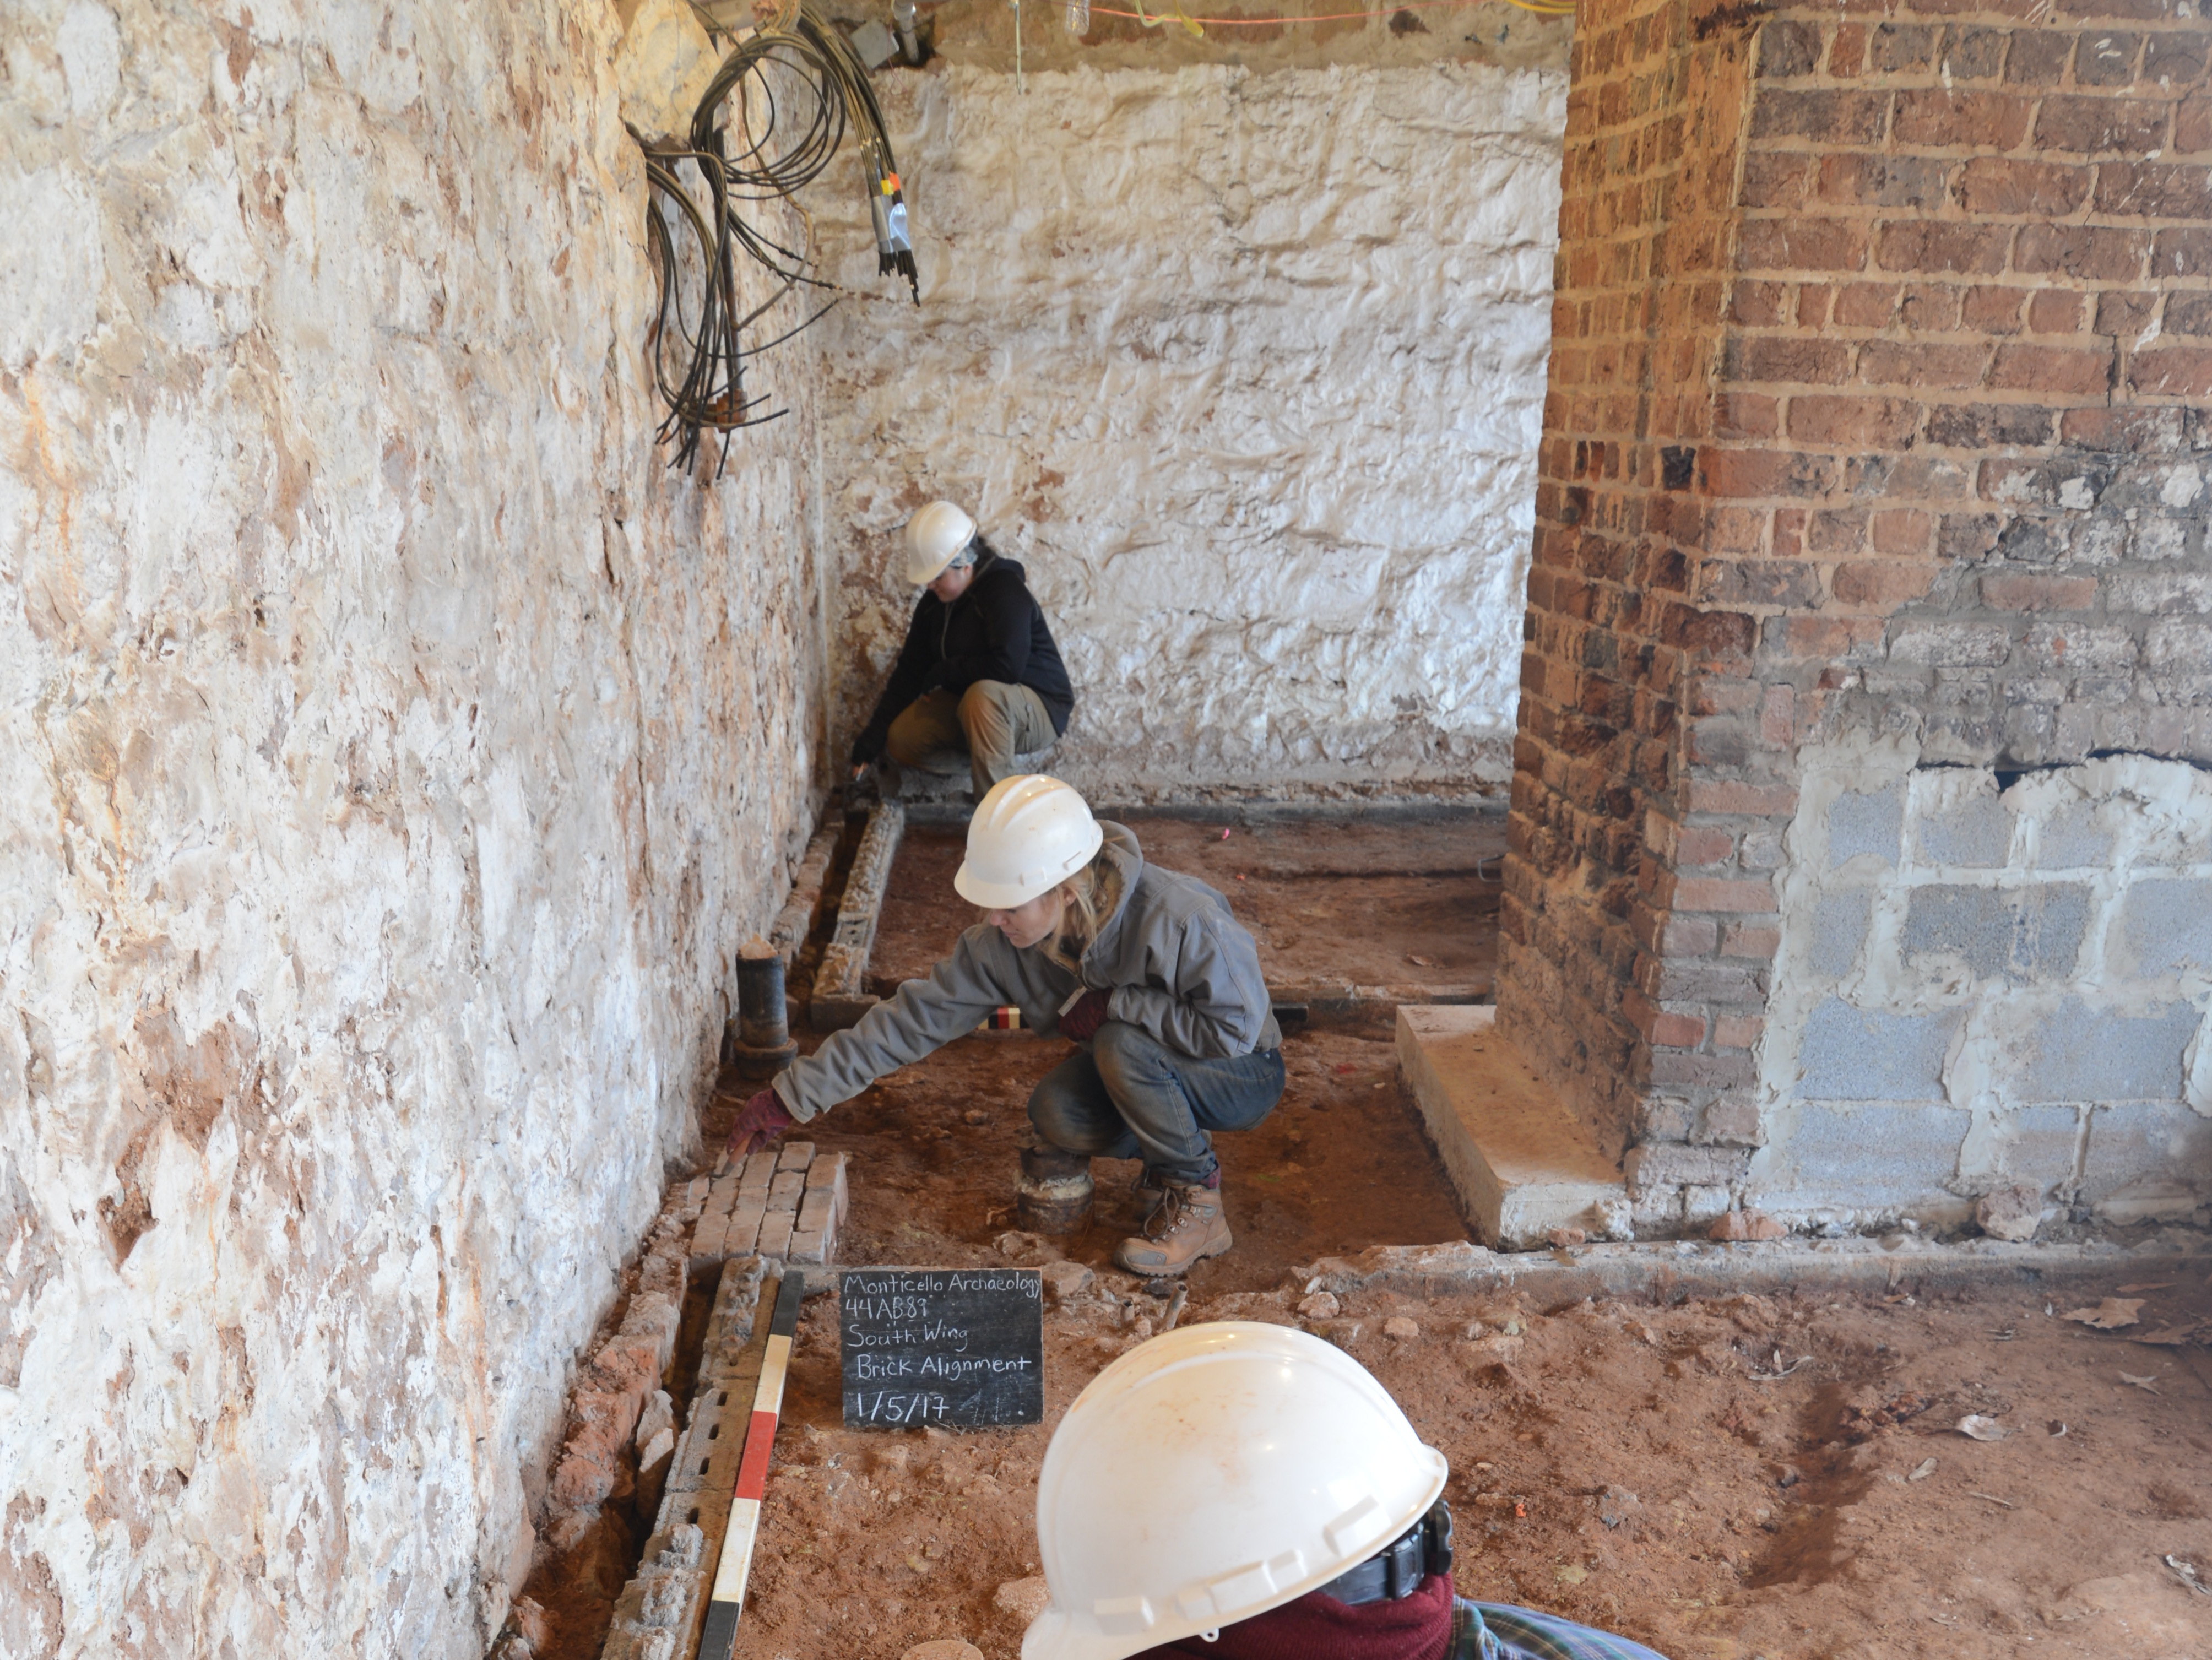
{"left": 1559, "top": 220, "right": 2212, "bottom": 296}
{"left": 1573, "top": 0, "right": 2200, "bottom": 80}
{"left": 1760, "top": 15, "right": 2210, "bottom": 85}
{"left": 1539, "top": 424, "right": 2206, "bottom": 508}
{"left": 1737, "top": 219, "right": 2210, "bottom": 286}
{"left": 1745, "top": 154, "right": 2212, "bottom": 224}
{"left": 1716, "top": 397, "right": 2206, "bottom": 460}
{"left": 536, "top": 1191, "right": 701, "bottom": 1555}
{"left": 599, "top": 1259, "right": 774, "bottom": 1660}
{"left": 691, "top": 1142, "right": 848, "bottom": 1268}
{"left": 1754, "top": 88, "right": 2209, "bottom": 156}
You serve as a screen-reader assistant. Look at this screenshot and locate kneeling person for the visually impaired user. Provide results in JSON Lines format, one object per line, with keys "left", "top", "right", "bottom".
{"left": 852, "top": 500, "right": 1075, "bottom": 801}
{"left": 725, "top": 774, "right": 1282, "bottom": 1274}
{"left": 1023, "top": 1323, "right": 1673, "bottom": 1660}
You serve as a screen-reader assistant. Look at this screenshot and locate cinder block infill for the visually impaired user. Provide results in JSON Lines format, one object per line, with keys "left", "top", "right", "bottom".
{"left": 1396, "top": 1005, "right": 1625, "bottom": 1250}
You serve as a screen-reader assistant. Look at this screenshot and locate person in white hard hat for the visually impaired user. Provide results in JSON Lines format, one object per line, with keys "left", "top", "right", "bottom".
{"left": 849, "top": 500, "right": 1076, "bottom": 801}
{"left": 723, "top": 774, "right": 1283, "bottom": 1274}
{"left": 1022, "top": 1322, "right": 1672, "bottom": 1660}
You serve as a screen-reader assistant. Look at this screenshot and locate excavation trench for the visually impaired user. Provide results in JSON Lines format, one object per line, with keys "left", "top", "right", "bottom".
{"left": 508, "top": 812, "right": 2212, "bottom": 1660}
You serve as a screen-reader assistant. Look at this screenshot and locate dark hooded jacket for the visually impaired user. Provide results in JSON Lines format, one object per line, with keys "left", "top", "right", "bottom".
{"left": 851, "top": 546, "right": 1075, "bottom": 764}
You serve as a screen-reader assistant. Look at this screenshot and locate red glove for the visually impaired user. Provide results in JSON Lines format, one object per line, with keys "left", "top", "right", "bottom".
{"left": 727, "top": 1087, "right": 795, "bottom": 1158}
{"left": 1058, "top": 988, "right": 1113, "bottom": 1043}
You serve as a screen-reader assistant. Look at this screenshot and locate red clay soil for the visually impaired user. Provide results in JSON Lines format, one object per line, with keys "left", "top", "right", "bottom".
{"left": 717, "top": 1027, "right": 2212, "bottom": 1660}
{"left": 525, "top": 1023, "right": 2212, "bottom": 1660}
{"left": 524, "top": 802, "right": 2210, "bottom": 1660}
{"left": 739, "top": 1270, "right": 2212, "bottom": 1660}
{"left": 791, "top": 1017, "right": 1471, "bottom": 1292}
{"left": 870, "top": 813, "right": 1505, "bottom": 997}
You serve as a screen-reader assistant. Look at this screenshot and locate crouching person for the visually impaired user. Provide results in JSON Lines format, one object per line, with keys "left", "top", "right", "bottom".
{"left": 1022, "top": 1323, "right": 1673, "bottom": 1660}
{"left": 851, "top": 500, "right": 1075, "bottom": 802}
{"left": 723, "top": 773, "right": 1283, "bottom": 1275}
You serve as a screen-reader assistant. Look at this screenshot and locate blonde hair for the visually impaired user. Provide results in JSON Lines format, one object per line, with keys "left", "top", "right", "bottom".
{"left": 1044, "top": 851, "right": 1123, "bottom": 970}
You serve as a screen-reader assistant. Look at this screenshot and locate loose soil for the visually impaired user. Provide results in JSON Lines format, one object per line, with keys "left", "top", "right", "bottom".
{"left": 523, "top": 813, "right": 2212, "bottom": 1660}
{"left": 780, "top": 1016, "right": 1470, "bottom": 1291}
{"left": 739, "top": 1266, "right": 2212, "bottom": 1660}
{"left": 870, "top": 813, "right": 1505, "bottom": 996}
{"left": 706, "top": 1029, "right": 2212, "bottom": 1660}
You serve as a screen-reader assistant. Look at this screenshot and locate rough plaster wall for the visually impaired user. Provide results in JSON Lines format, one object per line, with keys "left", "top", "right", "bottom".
{"left": 0, "top": 1, "right": 825, "bottom": 1655}
{"left": 1752, "top": 742, "right": 2212, "bottom": 1228}
{"left": 814, "top": 62, "right": 1565, "bottom": 799}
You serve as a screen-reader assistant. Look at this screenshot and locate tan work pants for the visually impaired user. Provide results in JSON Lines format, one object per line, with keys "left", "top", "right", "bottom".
{"left": 884, "top": 680, "right": 1056, "bottom": 798}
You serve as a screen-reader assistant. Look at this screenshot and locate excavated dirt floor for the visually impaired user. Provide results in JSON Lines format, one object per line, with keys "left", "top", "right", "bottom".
{"left": 870, "top": 811, "right": 1505, "bottom": 996}
{"left": 737, "top": 1261, "right": 2212, "bottom": 1660}
{"left": 712, "top": 1031, "right": 2212, "bottom": 1660}
{"left": 524, "top": 813, "right": 2212, "bottom": 1660}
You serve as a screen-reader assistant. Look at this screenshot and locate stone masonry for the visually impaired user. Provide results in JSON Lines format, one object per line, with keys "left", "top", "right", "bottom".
{"left": 1499, "top": 0, "right": 2211, "bottom": 1229}
{"left": 814, "top": 61, "right": 1569, "bottom": 801}
{"left": 0, "top": 0, "right": 831, "bottom": 1652}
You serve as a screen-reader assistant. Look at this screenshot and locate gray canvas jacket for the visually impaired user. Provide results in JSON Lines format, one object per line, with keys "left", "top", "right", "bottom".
{"left": 771, "top": 822, "right": 1280, "bottom": 1123}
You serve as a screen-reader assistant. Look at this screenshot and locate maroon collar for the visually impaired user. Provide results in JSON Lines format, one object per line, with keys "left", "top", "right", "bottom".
{"left": 1132, "top": 1574, "right": 1455, "bottom": 1660}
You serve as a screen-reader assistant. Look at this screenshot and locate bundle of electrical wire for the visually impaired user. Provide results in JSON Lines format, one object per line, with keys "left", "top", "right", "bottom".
{"left": 639, "top": 0, "right": 917, "bottom": 471}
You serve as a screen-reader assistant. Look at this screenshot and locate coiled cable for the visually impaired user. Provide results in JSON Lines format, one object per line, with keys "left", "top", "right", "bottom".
{"left": 637, "top": 0, "right": 918, "bottom": 472}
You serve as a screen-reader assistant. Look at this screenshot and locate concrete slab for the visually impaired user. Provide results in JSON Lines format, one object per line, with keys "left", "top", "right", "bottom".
{"left": 1395, "top": 1005, "right": 1624, "bottom": 1249}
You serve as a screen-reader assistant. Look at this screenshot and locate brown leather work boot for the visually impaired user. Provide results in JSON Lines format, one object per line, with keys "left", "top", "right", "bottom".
{"left": 1114, "top": 1181, "right": 1231, "bottom": 1276}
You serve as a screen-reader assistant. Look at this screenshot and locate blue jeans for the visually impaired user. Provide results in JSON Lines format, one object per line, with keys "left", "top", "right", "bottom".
{"left": 1027, "top": 1021, "right": 1284, "bottom": 1185}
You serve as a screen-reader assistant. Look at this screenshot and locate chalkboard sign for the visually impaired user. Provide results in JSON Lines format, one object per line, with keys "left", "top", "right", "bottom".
{"left": 839, "top": 1267, "right": 1045, "bottom": 1428}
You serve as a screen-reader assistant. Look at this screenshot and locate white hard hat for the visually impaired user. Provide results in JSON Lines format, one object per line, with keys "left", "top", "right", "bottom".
{"left": 1022, "top": 1322, "right": 1449, "bottom": 1660}
{"left": 954, "top": 775, "right": 1104, "bottom": 910}
{"left": 904, "top": 500, "right": 978, "bottom": 584}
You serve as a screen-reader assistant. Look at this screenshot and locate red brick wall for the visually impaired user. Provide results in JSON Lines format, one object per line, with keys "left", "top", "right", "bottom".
{"left": 1728, "top": 0, "right": 2210, "bottom": 771}
{"left": 1498, "top": 0, "right": 1763, "bottom": 1168}
{"left": 1500, "top": 0, "right": 2211, "bottom": 1216}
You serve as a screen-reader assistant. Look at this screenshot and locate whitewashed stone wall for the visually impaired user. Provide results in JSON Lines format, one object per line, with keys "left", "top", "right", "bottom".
{"left": 0, "top": 2, "right": 826, "bottom": 1656}
{"left": 1751, "top": 740, "right": 2212, "bottom": 1229}
{"left": 815, "top": 61, "right": 1566, "bottom": 799}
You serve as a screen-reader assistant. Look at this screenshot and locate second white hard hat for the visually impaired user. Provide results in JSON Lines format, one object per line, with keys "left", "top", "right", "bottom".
{"left": 1022, "top": 1322, "right": 1449, "bottom": 1660}
{"left": 904, "top": 500, "right": 978, "bottom": 584}
{"left": 954, "top": 775, "right": 1104, "bottom": 910}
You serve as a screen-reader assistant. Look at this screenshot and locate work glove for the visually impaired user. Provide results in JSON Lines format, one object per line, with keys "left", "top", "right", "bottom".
{"left": 1057, "top": 988, "right": 1113, "bottom": 1043}
{"left": 726, "top": 1086, "right": 796, "bottom": 1159}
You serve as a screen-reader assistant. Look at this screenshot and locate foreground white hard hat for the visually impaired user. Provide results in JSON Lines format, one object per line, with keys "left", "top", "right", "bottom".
{"left": 904, "top": 499, "right": 978, "bottom": 584}
{"left": 954, "top": 775, "right": 1104, "bottom": 910}
{"left": 1023, "top": 1322, "right": 1449, "bottom": 1660}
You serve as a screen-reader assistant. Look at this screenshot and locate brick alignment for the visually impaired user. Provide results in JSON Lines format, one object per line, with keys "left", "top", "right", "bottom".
{"left": 1501, "top": 0, "right": 2210, "bottom": 1192}
{"left": 691, "top": 1146, "right": 849, "bottom": 1268}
